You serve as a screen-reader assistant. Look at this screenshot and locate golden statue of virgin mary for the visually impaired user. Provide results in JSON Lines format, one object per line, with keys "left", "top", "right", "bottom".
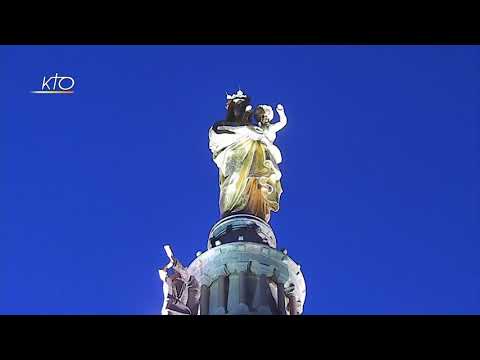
{"left": 208, "top": 91, "right": 287, "bottom": 223}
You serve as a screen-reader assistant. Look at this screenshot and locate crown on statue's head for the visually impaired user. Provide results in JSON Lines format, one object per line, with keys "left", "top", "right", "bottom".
{"left": 226, "top": 90, "right": 248, "bottom": 101}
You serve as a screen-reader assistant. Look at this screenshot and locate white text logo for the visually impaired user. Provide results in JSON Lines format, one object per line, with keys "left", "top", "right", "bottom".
{"left": 31, "top": 73, "right": 75, "bottom": 94}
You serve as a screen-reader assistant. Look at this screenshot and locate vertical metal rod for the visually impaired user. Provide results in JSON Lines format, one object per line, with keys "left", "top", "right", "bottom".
{"left": 200, "top": 284, "right": 210, "bottom": 315}
{"left": 253, "top": 274, "right": 270, "bottom": 313}
{"left": 287, "top": 294, "right": 297, "bottom": 315}
{"left": 239, "top": 271, "right": 248, "bottom": 307}
{"left": 277, "top": 283, "right": 286, "bottom": 315}
{"left": 218, "top": 275, "right": 228, "bottom": 313}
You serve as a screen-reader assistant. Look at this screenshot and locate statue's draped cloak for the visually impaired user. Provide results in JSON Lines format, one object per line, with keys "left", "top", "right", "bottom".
{"left": 209, "top": 125, "right": 282, "bottom": 222}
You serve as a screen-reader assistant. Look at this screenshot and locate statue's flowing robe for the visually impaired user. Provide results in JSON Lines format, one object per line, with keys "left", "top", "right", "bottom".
{"left": 209, "top": 124, "right": 283, "bottom": 223}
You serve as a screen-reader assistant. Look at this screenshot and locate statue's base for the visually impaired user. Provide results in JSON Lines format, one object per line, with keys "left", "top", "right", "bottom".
{"left": 207, "top": 214, "right": 277, "bottom": 249}
{"left": 159, "top": 214, "right": 306, "bottom": 315}
{"left": 188, "top": 215, "right": 306, "bottom": 315}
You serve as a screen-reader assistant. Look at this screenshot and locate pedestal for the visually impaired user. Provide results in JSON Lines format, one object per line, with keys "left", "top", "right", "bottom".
{"left": 188, "top": 214, "right": 306, "bottom": 315}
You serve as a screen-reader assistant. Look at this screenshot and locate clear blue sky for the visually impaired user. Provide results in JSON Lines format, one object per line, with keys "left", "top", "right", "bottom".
{"left": 1, "top": 45, "right": 479, "bottom": 314}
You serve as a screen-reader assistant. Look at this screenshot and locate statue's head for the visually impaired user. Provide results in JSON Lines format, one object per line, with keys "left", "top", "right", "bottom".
{"left": 254, "top": 105, "right": 274, "bottom": 126}
{"left": 225, "top": 90, "right": 251, "bottom": 123}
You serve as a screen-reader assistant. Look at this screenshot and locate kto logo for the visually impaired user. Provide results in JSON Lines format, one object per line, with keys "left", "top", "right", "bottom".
{"left": 31, "top": 73, "right": 75, "bottom": 94}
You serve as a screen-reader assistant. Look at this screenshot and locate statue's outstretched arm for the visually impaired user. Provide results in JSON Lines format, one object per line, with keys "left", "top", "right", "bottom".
{"left": 160, "top": 244, "right": 190, "bottom": 280}
{"left": 270, "top": 104, "right": 287, "bottom": 133}
{"left": 159, "top": 245, "right": 175, "bottom": 278}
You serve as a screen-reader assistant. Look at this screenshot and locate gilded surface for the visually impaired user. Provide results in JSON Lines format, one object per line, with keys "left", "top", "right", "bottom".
{"left": 209, "top": 94, "right": 287, "bottom": 222}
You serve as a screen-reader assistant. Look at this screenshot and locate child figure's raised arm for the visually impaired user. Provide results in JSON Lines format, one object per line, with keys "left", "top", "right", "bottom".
{"left": 269, "top": 104, "right": 287, "bottom": 133}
